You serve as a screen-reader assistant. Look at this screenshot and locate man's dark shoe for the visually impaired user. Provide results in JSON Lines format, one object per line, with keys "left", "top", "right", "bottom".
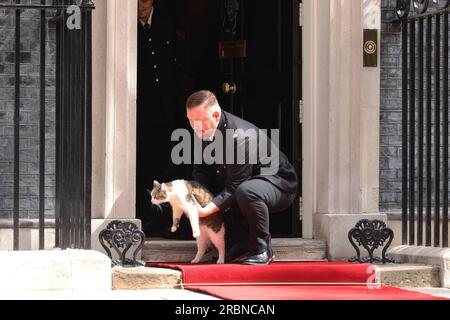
{"left": 241, "top": 249, "right": 273, "bottom": 265}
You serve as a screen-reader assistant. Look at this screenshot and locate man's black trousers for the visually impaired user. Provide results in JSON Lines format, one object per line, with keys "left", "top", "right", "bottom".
{"left": 227, "top": 178, "right": 297, "bottom": 255}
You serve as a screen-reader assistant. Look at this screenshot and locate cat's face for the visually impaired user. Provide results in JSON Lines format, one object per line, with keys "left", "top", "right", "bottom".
{"left": 150, "top": 181, "right": 169, "bottom": 204}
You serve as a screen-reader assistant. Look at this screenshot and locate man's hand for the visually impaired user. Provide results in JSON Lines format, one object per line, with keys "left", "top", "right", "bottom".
{"left": 191, "top": 196, "right": 206, "bottom": 217}
{"left": 191, "top": 196, "right": 220, "bottom": 218}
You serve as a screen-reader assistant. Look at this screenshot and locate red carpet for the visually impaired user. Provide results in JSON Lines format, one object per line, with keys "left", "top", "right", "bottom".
{"left": 146, "top": 261, "right": 447, "bottom": 300}
{"left": 182, "top": 285, "right": 445, "bottom": 300}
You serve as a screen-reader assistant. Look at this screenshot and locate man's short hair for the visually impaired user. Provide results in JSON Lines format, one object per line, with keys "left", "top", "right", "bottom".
{"left": 186, "top": 90, "right": 218, "bottom": 109}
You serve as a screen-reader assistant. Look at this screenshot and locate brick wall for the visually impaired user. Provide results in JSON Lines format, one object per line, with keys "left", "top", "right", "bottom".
{"left": 380, "top": 0, "right": 403, "bottom": 211}
{"left": 0, "top": 4, "right": 56, "bottom": 219}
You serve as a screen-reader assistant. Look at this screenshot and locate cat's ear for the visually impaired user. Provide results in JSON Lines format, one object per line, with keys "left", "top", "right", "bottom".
{"left": 153, "top": 180, "right": 161, "bottom": 188}
{"left": 161, "top": 183, "right": 167, "bottom": 192}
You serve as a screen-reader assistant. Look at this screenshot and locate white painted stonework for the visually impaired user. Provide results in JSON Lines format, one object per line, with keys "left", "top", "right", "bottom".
{"left": 314, "top": 213, "right": 388, "bottom": 260}
{"left": 302, "top": 0, "right": 384, "bottom": 258}
{"left": 92, "top": 0, "right": 138, "bottom": 220}
{"left": 0, "top": 228, "right": 55, "bottom": 251}
{"left": 0, "top": 250, "right": 111, "bottom": 291}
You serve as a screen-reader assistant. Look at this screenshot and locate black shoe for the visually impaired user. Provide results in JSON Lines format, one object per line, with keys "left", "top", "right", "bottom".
{"left": 241, "top": 249, "right": 273, "bottom": 265}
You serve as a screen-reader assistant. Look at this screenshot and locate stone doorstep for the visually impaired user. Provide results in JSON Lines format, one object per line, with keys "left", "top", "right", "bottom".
{"left": 388, "top": 245, "right": 450, "bottom": 288}
{"left": 112, "top": 263, "right": 441, "bottom": 290}
{"left": 374, "top": 264, "right": 441, "bottom": 288}
{"left": 142, "top": 238, "right": 328, "bottom": 263}
{"left": 112, "top": 266, "right": 182, "bottom": 290}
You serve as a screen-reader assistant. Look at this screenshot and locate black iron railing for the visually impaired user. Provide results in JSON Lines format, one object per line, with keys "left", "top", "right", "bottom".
{"left": 0, "top": 0, "right": 94, "bottom": 250}
{"left": 395, "top": 0, "right": 449, "bottom": 247}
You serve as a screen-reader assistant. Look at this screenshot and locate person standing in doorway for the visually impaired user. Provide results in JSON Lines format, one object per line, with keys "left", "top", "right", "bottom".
{"left": 137, "top": 0, "right": 178, "bottom": 237}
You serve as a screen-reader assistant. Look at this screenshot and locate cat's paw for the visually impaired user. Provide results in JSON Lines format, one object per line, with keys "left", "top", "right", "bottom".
{"left": 171, "top": 226, "right": 178, "bottom": 233}
{"left": 216, "top": 258, "right": 225, "bottom": 264}
{"left": 191, "top": 259, "right": 200, "bottom": 264}
{"left": 192, "top": 231, "right": 200, "bottom": 238}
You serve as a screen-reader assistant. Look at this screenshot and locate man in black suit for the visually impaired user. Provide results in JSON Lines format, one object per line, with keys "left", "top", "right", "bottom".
{"left": 137, "top": 0, "right": 178, "bottom": 236}
{"left": 186, "top": 90, "right": 298, "bottom": 264}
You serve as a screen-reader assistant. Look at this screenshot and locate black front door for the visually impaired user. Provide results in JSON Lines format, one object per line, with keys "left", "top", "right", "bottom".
{"left": 216, "top": 0, "right": 301, "bottom": 237}
{"left": 152, "top": 0, "right": 301, "bottom": 237}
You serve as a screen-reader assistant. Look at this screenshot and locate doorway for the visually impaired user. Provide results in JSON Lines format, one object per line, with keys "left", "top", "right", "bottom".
{"left": 136, "top": 0, "right": 301, "bottom": 238}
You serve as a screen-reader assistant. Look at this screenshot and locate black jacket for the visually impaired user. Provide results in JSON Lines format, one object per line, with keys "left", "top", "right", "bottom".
{"left": 193, "top": 111, "right": 298, "bottom": 213}
{"left": 137, "top": 9, "right": 177, "bottom": 111}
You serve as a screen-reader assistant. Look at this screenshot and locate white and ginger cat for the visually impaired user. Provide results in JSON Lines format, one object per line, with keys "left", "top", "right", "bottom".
{"left": 149, "top": 180, "right": 225, "bottom": 264}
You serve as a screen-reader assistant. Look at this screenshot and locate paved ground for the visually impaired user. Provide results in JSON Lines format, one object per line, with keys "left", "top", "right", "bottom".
{"left": 405, "top": 287, "right": 450, "bottom": 299}
{"left": 0, "top": 287, "right": 448, "bottom": 300}
{"left": 0, "top": 289, "right": 220, "bottom": 300}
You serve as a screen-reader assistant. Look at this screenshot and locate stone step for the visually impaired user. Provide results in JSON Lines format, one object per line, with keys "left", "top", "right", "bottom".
{"left": 141, "top": 238, "right": 328, "bottom": 263}
{"left": 112, "top": 266, "right": 183, "bottom": 290}
{"left": 374, "top": 263, "right": 441, "bottom": 288}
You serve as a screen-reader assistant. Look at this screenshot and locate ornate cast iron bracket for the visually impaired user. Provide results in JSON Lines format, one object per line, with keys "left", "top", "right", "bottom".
{"left": 395, "top": 0, "right": 450, "bottom": 21}
{"left": 348, "top": 219, "right": 395, "bottom": 264}
{"left": 99, "top": 220, "right": 146, "bottom": 267}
